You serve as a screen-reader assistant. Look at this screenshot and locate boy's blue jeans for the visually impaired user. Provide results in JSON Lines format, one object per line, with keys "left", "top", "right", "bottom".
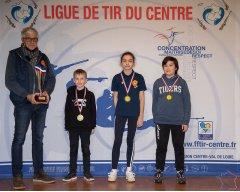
{"left": 12, "top": 103, "right": 47, "bottom": 177}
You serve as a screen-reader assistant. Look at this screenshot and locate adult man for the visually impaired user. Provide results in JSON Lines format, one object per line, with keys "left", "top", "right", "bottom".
{"left": 5, "top": 27, "right": 56, "bottom": 190}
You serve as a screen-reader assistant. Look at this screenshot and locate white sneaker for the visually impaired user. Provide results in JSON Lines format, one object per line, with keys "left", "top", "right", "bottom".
{"left": 108, "top": 170, "right": 117, "bottom": 182}
{"left": 126, "top": 171, "right": 135, "bottom": 182}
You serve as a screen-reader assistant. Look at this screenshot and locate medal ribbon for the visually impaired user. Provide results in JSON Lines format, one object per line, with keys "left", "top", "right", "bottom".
{"left": 75, "top": 87, "right": 86, "bottom": 115}
{"left": 161, "top": 76, "right": 179, "bottom": 94}
{"left": 121, "top": 72, "right": 135, "bottom": 95}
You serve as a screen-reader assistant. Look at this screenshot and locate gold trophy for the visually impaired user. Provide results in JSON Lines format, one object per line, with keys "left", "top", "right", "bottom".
{"left": 34, "top": 62, "right": 47, "bottom": 102}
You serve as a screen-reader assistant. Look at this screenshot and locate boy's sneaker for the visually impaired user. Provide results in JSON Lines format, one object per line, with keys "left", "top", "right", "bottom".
{"left": 62, "top": 173, "right": 77, "bottom": 182}
{"left": 84, "top": 173, "right": 94, "bottom": 182}
{"left": 33, "top": 170, "right": 55, "bottom": 183}
{"left": 126, "top": 171, "right": 135, "bottom": 182}
{"left": 108, "top": 170, "right": 117, "bottom": 182}
{"left": 154, "top": 170, "right": 163, "bottom": 183}
{"left": 13, "top": 175, "right": 26, "bottom": 190}
{"left": 176, "top": 170, "right": 186, "bottom": 184}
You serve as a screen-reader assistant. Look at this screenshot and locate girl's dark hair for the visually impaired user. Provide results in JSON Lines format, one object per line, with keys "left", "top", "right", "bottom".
{"left": 120, "top": 51, "right": 135, "bottom": 63}
{"left": 162, "top": 56, "right": 179, "bottom": 74}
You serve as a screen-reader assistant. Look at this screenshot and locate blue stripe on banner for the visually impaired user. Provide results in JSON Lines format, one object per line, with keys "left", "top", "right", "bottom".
{"left": 1, "top": 159, "right": 239, "bottom": 165}
{"left": 0, "top": 161, "right": 239, "bottom": 178}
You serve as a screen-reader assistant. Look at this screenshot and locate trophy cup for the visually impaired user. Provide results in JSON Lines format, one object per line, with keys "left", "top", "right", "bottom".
{"left": 34, "top": 62, "right": 47, "bottom": 102}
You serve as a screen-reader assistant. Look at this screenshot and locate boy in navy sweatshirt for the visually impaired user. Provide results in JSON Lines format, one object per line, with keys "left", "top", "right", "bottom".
{"left": 152, "top": 56, "right": 191, "bottom": 184}
{"left": 63, "top": 69, "right": 96, "bottom": 182}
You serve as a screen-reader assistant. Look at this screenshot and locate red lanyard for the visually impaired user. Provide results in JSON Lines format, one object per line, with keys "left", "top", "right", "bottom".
{"left": 121, "top": 72, "right": 135, "bottom": 95}
{"left": 75, "top": 87, "right": 86, "bottom": 115}
{"left": 161, "top": 76, "right": 179, "bottom": 93}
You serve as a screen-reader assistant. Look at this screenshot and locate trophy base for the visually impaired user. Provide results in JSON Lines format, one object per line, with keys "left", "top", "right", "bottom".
{"left": 35, "top": 95, "right": 47, "bottom": 102}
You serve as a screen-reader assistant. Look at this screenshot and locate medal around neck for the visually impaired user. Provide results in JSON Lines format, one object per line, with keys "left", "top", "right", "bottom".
{"left": 166, "top": 94, "right": 172, "bottom": 101}
{"left": 121, "top": 72, "right": 135, "bottom": 103}
{"left": 75, "top": 87, "right": 86, "bottom": 122}
{"left": 124, "top": 95, "right": 131, "bottom": 102}
{"left": 77, "top": 114, "right": 84, "bottom": 121}
{"left": 161, "top": 76, "right": 179, "bottom": 102}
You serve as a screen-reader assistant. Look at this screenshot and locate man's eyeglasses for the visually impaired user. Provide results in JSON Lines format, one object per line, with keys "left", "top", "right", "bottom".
{"left": 23, "top": 37, "right": 38, "bottom": 43}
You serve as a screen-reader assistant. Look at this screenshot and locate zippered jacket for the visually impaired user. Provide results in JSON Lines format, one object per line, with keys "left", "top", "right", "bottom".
{"left": 5, "top": 47, "right": 56, "bottom": 106}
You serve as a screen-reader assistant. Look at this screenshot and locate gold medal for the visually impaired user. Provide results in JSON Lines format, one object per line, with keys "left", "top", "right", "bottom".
{"left": 75, "top": 88, "right": 86, "bottom": 122}
{"left": 166, "top": 94, "right": 172, "bottom": 101}
{"left": 77, "top": 114, "right": 84, "bottom": 121}
{"left": 121, "top": 72, "right": 135, "bottom": 103}
{"left": 124, "top": 95, "right": 131, "bottom": 102}
{"left": 161, "top": 76, "right": 180, "bottom": 102}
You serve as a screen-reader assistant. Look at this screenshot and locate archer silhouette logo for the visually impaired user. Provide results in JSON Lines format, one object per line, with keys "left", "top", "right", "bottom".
{"left": 154, "top": 27, "right": 184, "bottom": 46}
{"left": 96, "top": 89, "right": 154, "bottom": 131}
{"left": 55, "top": 58, "right": 154, "bottom": 131}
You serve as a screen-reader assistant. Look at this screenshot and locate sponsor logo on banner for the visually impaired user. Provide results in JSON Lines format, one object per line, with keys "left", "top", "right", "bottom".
{"left": 146, "top": 164, "right": 154, "bottom": 172}
{"left": 120, "top": 165, "right": 136, "bottom": 173}
{"left": 156, "top": 27, "right": 213, "bottom": 59}
{"left": 198, "top": 121, "right": 213, "bottom": 140}
{"left": 197, "top": 1, "right": 232, "bottom": 31}
{"left": 138, "top": 164, "right": 145, "bottom": 172}
{"left": 4, "top": 0, "right": 40, "bottom": 28}
{"left": 121, "top": 165, "right": 127, "bottom": 173}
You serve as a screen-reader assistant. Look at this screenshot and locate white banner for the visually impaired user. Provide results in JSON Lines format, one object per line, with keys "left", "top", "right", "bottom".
{"left": 0, "top": 0, "right": 239, "bottom": 177}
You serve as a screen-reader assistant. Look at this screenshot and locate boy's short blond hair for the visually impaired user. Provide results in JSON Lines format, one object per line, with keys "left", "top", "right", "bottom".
{"left": 73, "top": 69, "right": 87, "bottom": 78}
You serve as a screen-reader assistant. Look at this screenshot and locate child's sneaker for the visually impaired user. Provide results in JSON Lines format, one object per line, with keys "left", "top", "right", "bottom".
{"left": 126, "top": 171, "right": 135, "bottom": 182}
{"left": 154, "top": 170, "right": 163, "bottom": 183}
{"left": 176, "top": 170, "right": 186, "bottom": 184}
{"left": 108, "top": 170, "right": 117, "bottom": 182}
{"left": 62, "top": 173, "right": 77, "bottom": 182}
{"left": 84, "top": 173, "right": 94, "bottom": 182}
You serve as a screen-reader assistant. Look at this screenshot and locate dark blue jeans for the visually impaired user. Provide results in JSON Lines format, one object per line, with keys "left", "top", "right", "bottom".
{"left": 12, "top": 104, "right": 47, "bottom": 177}
{"left": 68, "top": 128, "right": 92, "bottom": 175}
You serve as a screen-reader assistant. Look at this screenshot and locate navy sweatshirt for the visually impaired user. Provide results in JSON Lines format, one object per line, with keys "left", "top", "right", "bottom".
{"left": 152, "top": 74, "right": 191, "bottom": 125}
